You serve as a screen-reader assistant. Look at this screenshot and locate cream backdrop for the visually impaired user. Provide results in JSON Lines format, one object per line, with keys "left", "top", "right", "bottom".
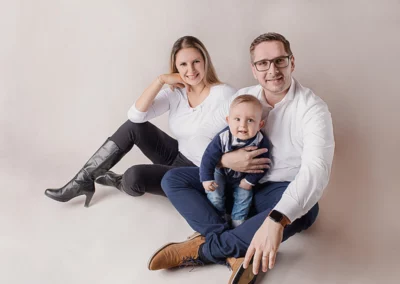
{"left": 1, "top": 0, "right": 399, "bottom": 283}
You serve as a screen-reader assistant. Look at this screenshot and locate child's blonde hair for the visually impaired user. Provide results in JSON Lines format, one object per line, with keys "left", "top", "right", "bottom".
{"left": 230, "top": 95, "right": 262, "bottom": 112}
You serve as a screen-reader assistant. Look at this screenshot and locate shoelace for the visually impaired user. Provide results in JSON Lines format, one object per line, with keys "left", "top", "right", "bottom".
{"left": 180, "top": 257, "right": 205, "bottom": 272}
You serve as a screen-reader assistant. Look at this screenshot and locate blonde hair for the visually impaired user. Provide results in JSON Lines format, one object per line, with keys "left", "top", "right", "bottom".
{"left": 170, "top": 36, "right": 221, "bottom": 86}
{"left": 230, "top": 95, "right": 262, "bottom": 112}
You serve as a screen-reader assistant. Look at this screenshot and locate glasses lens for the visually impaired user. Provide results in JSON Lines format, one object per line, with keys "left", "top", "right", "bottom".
{"left": 255, "top": 56, "right": 290, "bottom": 71}
{"left": 255, "top": 60, "right": 270, "bottom": 71}
{"left": 274, "top": 57, "right": 289, "bottom": 68}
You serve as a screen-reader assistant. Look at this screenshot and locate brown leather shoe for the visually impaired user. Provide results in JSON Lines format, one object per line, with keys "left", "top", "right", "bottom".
{"left": 227, "top": 257, "right": 257, "bottom": 284}
{"left": 148, "top": 233, "right": 206, "bottom": 270}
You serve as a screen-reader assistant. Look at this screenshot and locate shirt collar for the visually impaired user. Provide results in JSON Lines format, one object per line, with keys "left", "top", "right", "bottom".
{"left": 284, "top": 77, "right": 296, "bottom": 101}
{"left": 257, "top": 77, "right": 296, "bottom": 106}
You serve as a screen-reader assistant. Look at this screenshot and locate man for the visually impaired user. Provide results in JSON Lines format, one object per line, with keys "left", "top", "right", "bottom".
{"left": 148, "top": 33, "right": 335, "bottom": 283}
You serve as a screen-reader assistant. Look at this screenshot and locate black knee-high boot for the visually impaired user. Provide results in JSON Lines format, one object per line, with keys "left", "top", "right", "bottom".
{"left": 44, "top": 139, "right": 127, "bottom": 207}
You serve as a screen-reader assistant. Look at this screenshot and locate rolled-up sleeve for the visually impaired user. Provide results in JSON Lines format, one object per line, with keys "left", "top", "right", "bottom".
{"left": 274, "top": 102, "right": 335, "bottom": 222}
{"left": 127, "top": 89, "right": 170, "bottom": 123}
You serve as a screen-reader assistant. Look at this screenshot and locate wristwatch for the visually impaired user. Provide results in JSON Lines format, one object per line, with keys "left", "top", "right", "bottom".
{"left": 268, "top": 210, "right": 291, "bottom": 228}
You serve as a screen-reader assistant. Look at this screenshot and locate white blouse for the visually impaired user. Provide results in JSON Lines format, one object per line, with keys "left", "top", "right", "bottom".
{"left": 127, "top": 84, "right": 237, "bottom": 166}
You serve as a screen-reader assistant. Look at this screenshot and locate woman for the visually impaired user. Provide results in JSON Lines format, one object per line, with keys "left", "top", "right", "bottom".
{"left": 44, "top": 36, "right": 237, "bottom": 207}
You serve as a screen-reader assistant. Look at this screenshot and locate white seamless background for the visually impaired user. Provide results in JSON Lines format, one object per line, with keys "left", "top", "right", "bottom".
{"left": 1, "top": 1, "right": 399, "bottom": 283}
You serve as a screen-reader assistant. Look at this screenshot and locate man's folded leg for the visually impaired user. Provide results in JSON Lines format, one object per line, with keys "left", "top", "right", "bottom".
{"left": 161, "top": 167, "right": 230, "bottom": 236}
{"left": 201, "top": 182, "right": 319, "bottom": 263}
{"left": 148, "top": 167, "right": 227, "bottom": 270}
{"left": 149, "top": 170, "right": 318, "bottom": 282}
{"left": 201, "top": 182, "right": 319, "bottom": 283}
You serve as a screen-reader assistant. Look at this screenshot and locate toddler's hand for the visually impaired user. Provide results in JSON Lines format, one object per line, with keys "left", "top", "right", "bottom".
{"left": 203, "top": 181, "right": 218, "bottom": 192}
{"left": 239, "top": 179, "right": 253, "bottom": 190}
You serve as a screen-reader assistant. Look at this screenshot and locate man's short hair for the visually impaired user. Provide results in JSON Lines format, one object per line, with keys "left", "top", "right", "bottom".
{"left": 230, "top": 94, "right": 262, "bottom": 112}
{"left": 250, "top": 32, "right": 292, "bottom": 61}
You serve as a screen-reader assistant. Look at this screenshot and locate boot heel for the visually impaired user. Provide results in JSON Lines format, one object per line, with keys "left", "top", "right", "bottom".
{"left": 44, "top": 139, "right": 126, "bottom": 206}
{"left": 84, "top": 192, "right": 94, "bottom": 207}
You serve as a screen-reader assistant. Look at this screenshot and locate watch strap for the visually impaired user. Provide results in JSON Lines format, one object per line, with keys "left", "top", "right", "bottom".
{"left": 269, "top": 210, "right": 291, "bottom": 228}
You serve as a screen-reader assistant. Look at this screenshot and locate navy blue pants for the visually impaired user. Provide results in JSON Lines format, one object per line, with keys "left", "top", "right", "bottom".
{"left": 161, "top": 167, "right": 319, "bottom": 264}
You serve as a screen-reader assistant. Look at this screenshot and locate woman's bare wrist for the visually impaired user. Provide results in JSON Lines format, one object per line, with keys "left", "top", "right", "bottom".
{"left": 157, "top": 75, "right": 165, "bottom": 85}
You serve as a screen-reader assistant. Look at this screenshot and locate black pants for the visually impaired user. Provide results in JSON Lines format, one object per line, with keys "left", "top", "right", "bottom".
{"left": 109, "top": 120, "right": 196, "bottom": 196}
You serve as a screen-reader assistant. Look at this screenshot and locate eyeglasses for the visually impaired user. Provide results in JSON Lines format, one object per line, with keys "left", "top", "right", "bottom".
{"left": 253, "top": 54, "right": 293, "bottom": 72}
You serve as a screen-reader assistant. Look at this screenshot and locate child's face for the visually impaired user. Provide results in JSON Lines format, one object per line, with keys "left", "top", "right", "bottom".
{"left": 226, "top": 102, "right": 265, "bottom": 140}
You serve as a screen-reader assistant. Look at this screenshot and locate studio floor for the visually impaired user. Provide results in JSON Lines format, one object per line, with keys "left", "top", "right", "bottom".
{"left": 1, "top": 161, "right": 396, "bottom": 284}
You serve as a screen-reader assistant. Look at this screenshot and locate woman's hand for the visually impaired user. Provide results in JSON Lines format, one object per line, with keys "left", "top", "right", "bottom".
{"left": 159, "top": 73, "right": 191, "bottom": 92}
{"left": 220, "top": 146, "right": 270, "bottom": 173}
{"left": 135, "top": 73, "right": 190, "bottom": 112}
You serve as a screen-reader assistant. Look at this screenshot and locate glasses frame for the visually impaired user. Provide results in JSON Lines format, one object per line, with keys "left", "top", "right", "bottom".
{"left": 253, "top": 54, "right": 293, "bottom": 72}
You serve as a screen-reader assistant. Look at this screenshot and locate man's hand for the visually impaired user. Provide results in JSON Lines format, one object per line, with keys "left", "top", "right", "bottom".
{"left": 243, "top": 217, "right": 284, "bottom": 275}
{"left": 239, "top": 179, "right": 253, "bottom": 190}
{"left": 202, "top": 181, "right": 218, "bottom": 192}
{"left": 220, "top": 146, "right": 270, "bottom": 173}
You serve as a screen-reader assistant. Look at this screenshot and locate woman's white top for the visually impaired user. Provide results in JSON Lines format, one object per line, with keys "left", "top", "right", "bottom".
{"left": 127, "top": 84, "right": 237, "bottom": 166}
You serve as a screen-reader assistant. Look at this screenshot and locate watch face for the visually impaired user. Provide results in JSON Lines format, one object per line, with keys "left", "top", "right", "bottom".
{"left": 269, "top": 210, "right": 283, "bottom": 222}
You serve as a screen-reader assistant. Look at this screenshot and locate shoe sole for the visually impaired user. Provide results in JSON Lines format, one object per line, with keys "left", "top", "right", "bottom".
{"left": 44, "top": 191, "right": 94, "bottom": 207}
{"left": 147, "top": 232, "right": 201, "bottom": 270}
{"left": 231, "top": 261, "right": 257, "bottom": 284}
